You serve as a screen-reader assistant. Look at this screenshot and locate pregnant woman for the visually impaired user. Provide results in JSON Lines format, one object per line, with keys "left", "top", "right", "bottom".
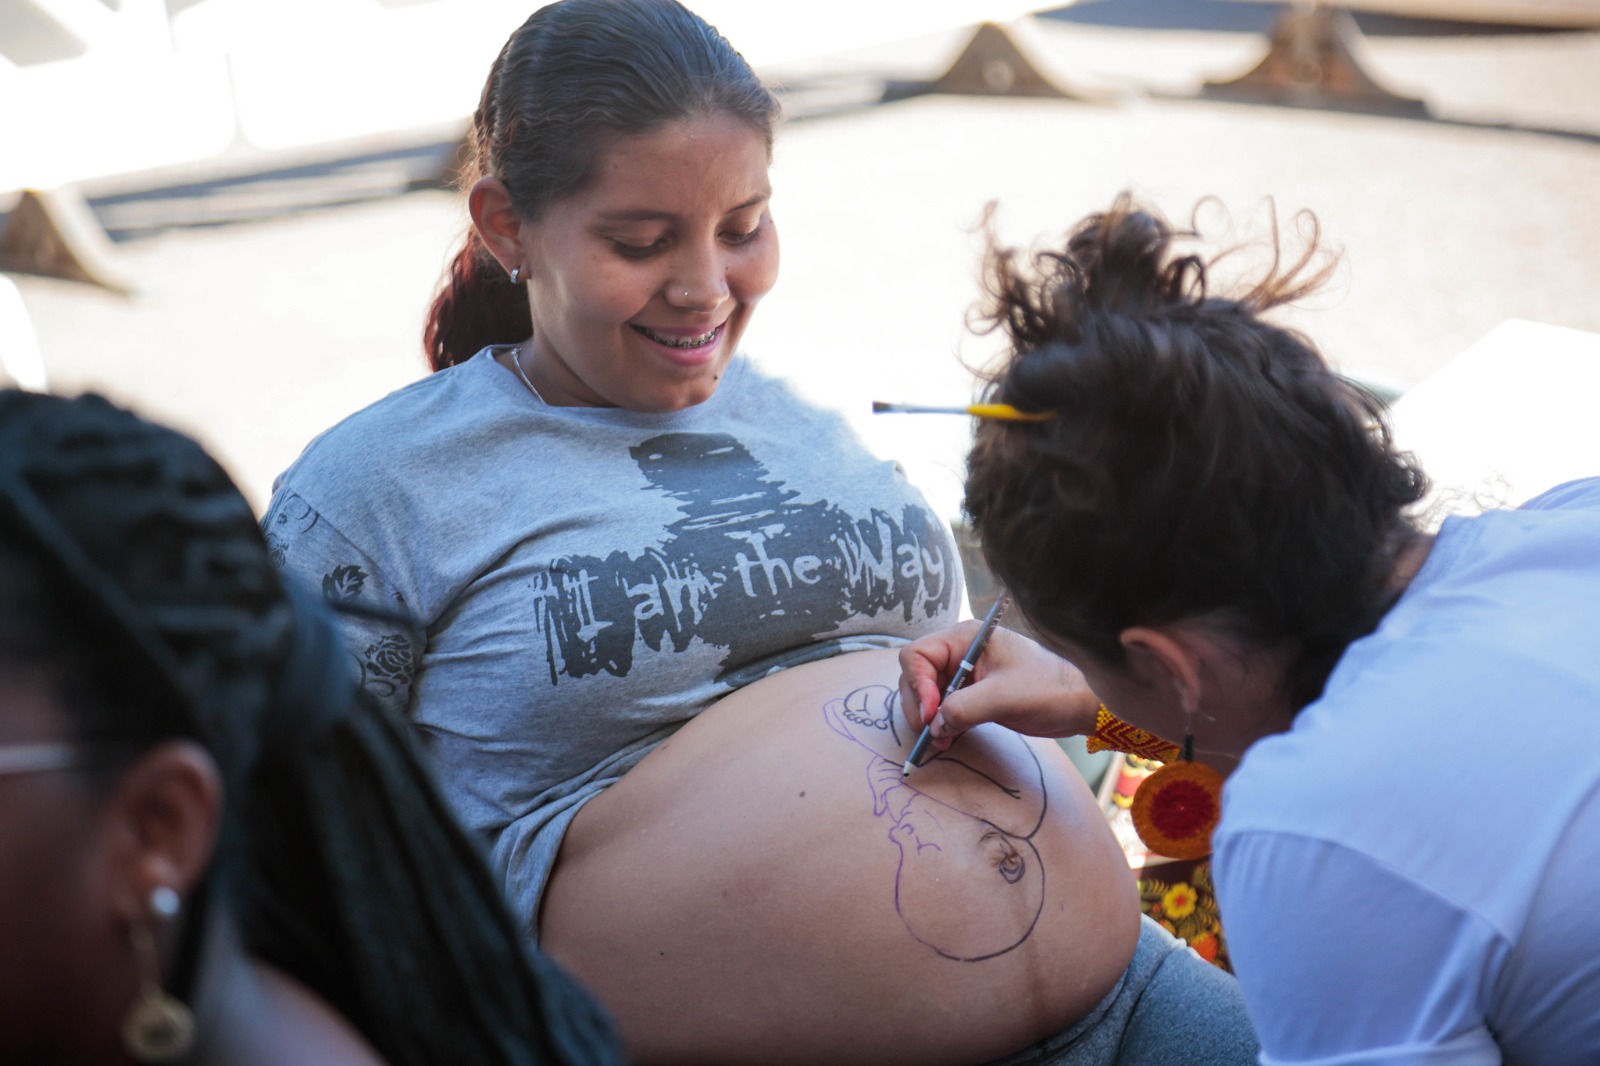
{"left": 264, "top": 2, "right": 1256, "bottom": 1062}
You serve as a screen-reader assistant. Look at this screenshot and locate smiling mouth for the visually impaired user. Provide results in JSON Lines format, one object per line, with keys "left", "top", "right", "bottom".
{"left": 631, "top": 323, "right": 724, "bottom": 349}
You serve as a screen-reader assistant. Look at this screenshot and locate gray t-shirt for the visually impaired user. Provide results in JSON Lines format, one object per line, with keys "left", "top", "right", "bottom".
{"left": 263, "top": 348, "right": 962, "bottom": 929}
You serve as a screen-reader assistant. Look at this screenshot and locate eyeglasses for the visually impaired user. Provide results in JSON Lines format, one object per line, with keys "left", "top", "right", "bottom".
{"left": 0, "top": 742, "right": 80, "bottom": 780}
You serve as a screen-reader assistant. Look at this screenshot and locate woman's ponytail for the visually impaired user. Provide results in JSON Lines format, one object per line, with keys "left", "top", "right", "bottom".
{"left": 423, "top": 232, "right": 532, "bottom": 371}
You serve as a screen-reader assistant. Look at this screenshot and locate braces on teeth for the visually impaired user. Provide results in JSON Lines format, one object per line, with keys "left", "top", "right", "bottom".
{"left": 637, "top": 325, "right": 720, "bottom": 349}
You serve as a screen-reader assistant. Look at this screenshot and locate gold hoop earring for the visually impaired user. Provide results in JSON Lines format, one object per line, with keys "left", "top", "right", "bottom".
{"left": 121, "top": 886, "right": 195, "bottom": 1063}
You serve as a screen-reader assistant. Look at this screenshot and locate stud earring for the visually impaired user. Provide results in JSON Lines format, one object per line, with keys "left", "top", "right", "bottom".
{"left": 509, "top": 266, "right": 522, "bottom": 285}
{"left": 121, "top": 886, "right": 195, "bottom": 1063}
{"left": 1128, "top": 719, "right": 1224, "bottom": 861}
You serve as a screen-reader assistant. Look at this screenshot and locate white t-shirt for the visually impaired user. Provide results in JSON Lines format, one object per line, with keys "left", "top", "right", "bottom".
{"left": 1214, "top": 478, "right": 1600, "bottom": 1065}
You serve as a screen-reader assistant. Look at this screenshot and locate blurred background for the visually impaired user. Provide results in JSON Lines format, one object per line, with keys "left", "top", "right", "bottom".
{"left": 3, "top": 0, "right": 1599, "bottom": 528}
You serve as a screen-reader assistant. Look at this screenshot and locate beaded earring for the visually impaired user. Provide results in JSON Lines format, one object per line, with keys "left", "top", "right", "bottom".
{"left": 1128, "top": 726, "right": 1224, "bottom": 861}
{"left": 1089, "top": 705, "right": 1223, "bottom": 861}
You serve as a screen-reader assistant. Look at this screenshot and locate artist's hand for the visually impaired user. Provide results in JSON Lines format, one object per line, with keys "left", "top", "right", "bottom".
{"left": 897, "top": 624, "right": 1100, "bottom": 751}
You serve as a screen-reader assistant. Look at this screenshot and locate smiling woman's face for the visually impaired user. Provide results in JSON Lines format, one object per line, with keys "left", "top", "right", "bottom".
{"left": 516, "top": 111, "right": 779, "bottom": 412}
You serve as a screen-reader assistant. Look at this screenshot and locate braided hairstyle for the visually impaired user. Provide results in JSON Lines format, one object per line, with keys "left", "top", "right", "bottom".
{"left": 424, "top": 0, "right": 780, "bottom": 370}
{"left": 0, "top": 389, "right": 624, "bottom": 1066}
{"left": 963, "top": 194, "right": 1429, "bottom": 711}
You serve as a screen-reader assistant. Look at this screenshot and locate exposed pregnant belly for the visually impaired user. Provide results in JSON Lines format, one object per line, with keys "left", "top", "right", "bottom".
{"left": 540, "top": 649, "right": 1141, "bottom": 1065}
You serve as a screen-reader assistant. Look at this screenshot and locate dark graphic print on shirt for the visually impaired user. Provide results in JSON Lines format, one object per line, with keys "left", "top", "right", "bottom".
{"left": 531, "top": 432, "right": 954, "bottom": 684}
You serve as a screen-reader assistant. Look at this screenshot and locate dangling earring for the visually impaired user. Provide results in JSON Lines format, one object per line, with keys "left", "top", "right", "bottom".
{"left": 1129, "top": 720, "right": 1224, "bottom": 861}
{"left": 509, "top": 266, "right": 522, "bottom": 285}
{"left": 121, "top": 886, "right": 196, "bottom": 1063}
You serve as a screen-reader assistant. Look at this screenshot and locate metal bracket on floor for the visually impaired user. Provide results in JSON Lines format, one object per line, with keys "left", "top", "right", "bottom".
{"left": 0, "top": 187, "right": 134, "bottom": 295}
{"left": 883, "top": 20, "right": 1107, "bottom": 104}
{"left": 1203, "top": 3, "right": 1429, "bottom": 117}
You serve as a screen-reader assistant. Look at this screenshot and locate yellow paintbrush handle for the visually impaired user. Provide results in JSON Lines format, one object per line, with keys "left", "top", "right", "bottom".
{"left": 966, "top": 404, "right": 1053, "bottom": 422}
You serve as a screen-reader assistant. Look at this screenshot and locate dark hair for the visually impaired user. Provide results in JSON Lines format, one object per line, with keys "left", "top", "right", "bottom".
{"left": 424, "top": 0, "right": 780, "bottom": 370}
{"left": 964, "top": 194, "right": 1428, "bottom": 710}
{"left": 0, "top": 389, "right": 625, "bottom": 1066}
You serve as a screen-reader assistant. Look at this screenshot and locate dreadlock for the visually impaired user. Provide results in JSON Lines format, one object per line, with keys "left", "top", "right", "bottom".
{"left": 0, "top": 389, "right": 624, "bottom": 1066}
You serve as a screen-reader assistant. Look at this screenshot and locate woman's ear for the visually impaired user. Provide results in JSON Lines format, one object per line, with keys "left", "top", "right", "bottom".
{"left": 1119, "top": 626, "right": 1204, "bottom": 717}
{"left": 100, "top": 742, "right": 223, "bottom": 922}
{"left": 467, "top": 176, "right": 527, "bottom": 277}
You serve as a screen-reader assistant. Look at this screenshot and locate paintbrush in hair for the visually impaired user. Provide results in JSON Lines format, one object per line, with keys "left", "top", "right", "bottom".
{"left": 872, "top": 401, "right": 1052, "bottom": 422}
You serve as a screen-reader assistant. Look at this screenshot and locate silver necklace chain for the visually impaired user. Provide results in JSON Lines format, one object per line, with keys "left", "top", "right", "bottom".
{"left": 510, "top": 345, "right": 546, "bottom": 405}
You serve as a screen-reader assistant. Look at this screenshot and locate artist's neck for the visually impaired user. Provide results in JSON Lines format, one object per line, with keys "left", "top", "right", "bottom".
{"left": 1389, "top": 530, "right": 1438, "bottom": 597}
{"left": 1222, "top": 529, "right": 1441, "bottom": 770}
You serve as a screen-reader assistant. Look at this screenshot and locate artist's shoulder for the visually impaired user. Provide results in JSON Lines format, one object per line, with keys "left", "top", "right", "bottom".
{"left": 1519, "top": 476, "right": 1600, "bottom": 514}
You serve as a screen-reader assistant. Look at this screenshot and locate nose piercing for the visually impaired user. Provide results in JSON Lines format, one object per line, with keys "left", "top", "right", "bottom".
{"left": 681, "top": 290, "right": 690, "bottom": 297}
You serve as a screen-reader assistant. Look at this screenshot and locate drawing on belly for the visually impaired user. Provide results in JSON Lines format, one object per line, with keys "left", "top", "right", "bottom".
{"left": 528, "top": 432, "right": 955, "bottom": 684}
{"left": 823, "top": 685, "right": 1048, "bottom": 962}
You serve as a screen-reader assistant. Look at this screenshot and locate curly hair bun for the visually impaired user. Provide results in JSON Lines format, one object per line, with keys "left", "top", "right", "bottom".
{"left": 964, "top": 193, "right": 1427, "bottom": 709}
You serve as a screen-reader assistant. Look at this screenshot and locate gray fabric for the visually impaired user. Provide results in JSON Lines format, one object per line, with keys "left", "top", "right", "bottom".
{"left": 983, "top": 916, "right": 1260, "bottom": 1066}
{"left": 263, "top": 348, "right": 962, "bottom": 930}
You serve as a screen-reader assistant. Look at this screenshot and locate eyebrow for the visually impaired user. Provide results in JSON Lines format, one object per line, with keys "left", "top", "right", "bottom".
{"left": 595, "top": 193, "right": 770, "bottom": 224}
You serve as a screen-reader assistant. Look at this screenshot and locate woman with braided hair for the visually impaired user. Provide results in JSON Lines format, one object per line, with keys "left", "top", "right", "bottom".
{"left": 0, "top": 388, "right": 624, "bottom": 1065}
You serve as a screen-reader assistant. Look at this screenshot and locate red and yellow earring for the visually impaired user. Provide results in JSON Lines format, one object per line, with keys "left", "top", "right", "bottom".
{"left": 1128, "top": 721, "right": 1224, "bottom": 861}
